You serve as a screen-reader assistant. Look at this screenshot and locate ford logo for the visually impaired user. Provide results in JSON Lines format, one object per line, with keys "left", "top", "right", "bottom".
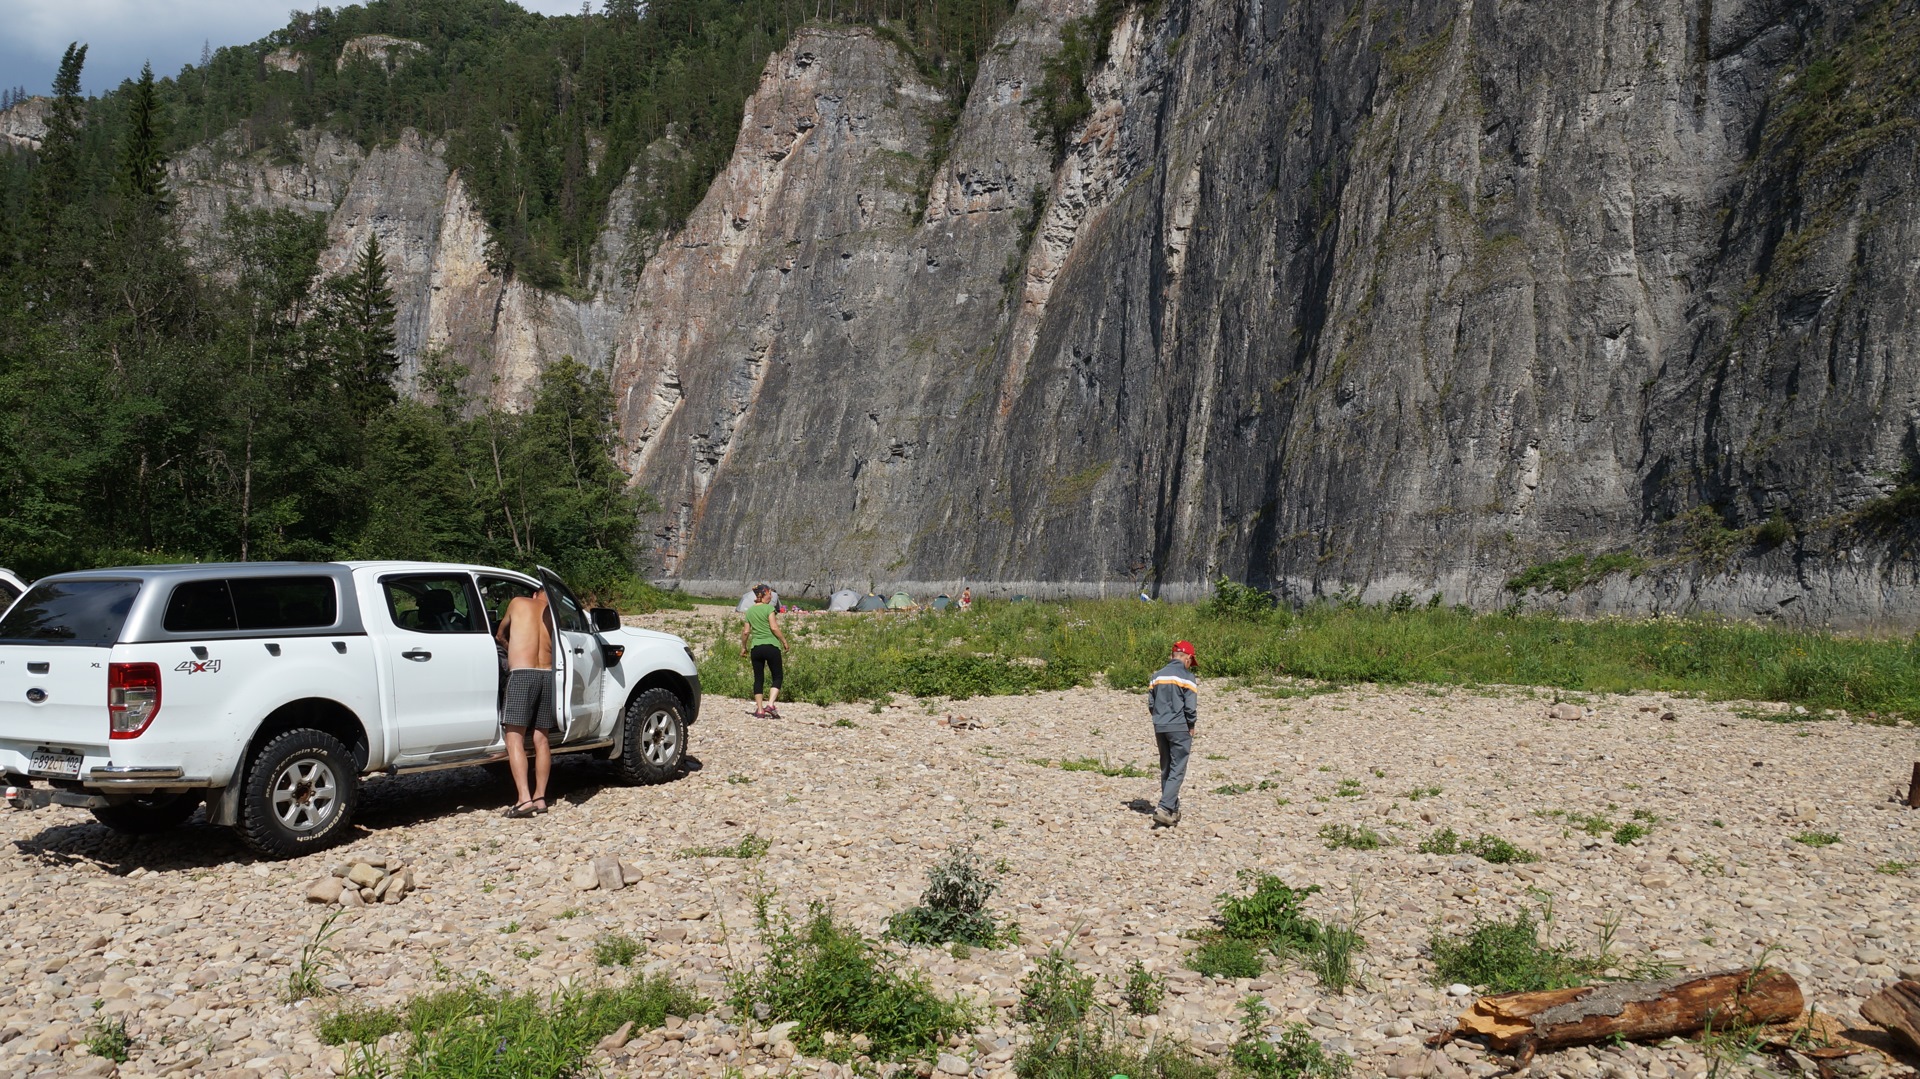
{"left": 25, "top": 688, "right": 47, "bottom": 704}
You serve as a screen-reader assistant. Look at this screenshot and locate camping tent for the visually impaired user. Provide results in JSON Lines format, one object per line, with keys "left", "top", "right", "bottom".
{"left": 828, "top": 589, "right": 861, "bottom": 612}
{"left": 1010, "top": 594, "right": 1029, "bottom": 603}
{"left": 886, "top": 592, "right": 914, "bottom": 610}
{"left": 736, "top": 590, "right": 755, "bottom": 612}
{"left": 855, "top": 594, "right": 886, "bottom": 612}
{"left": 930, "top": 595, "right": 951, "bottom": 611}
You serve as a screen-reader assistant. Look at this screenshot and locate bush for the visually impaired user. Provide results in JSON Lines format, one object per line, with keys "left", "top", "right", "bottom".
{"left": 731, "top": 903, "right": 972, "bottom": 1062}
{"left": 1203, "top": 576, "right": 1279, "bottom": 620}
{"left": 1187, "top": 936, "right": 1265, "bottom": 979}
{"left": 1317, "top": 824, "right": 1386, "bottom": 851}
{"left": 886, "top": 846, "right": 1011, "bottom": 948}
{"left": 592, "top": 932, "right": 644, "bottom": 967}
{"left": 1428, "top": 908, "right": 1606, "bottom": 994}
{"left": 1231, "top": 998, "right": 1351, "bottom": 1079}
{"left": 1019, "top": 948, "right": 1097, "bottom": 1033}
{"left": 1119, "top": 959, "right": 1165, "bottom": 1016}
{"left": 1416, "top": 828, "right": 1537, "bottom": 864}
{"left": 1216, "top": 873, "right": 1322, "bottom": 947}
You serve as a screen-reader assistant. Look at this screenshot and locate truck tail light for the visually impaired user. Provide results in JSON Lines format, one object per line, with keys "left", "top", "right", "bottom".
{"left": 109, "top": 662, "right": 162, "bottom": 739}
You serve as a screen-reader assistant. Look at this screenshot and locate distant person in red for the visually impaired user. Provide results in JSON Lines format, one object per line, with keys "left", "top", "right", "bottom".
{"left": 958, "top": 587, "right": 972, "bottom": 612}
{"left": 1147, "top": 640, "right": 1198, "bottom": 828}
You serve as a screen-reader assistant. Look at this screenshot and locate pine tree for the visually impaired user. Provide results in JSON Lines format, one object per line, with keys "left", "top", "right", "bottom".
{"left": 118, "top": 64, "right": 169, "bottom": 213}
{"left": 326, "top": 231, "right": 400, "bottom": 417}
{"left": 38, "top": 44, "right": 88, "bottom": 201}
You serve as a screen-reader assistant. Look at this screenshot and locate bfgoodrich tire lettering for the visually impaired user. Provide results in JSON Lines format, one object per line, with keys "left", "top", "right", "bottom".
{"left": 618, "top": 688, "right": 686, "bottom": 785}
{"left": 90, "top": 791, "right": 202, "bottom": 835}
{"left": 237, "top": 728, "right": 358, "bottom": 858}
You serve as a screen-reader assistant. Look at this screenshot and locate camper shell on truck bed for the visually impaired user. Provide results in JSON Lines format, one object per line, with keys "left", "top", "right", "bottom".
{"left": 0, "top": 561, "right": 700, "bottom": 857}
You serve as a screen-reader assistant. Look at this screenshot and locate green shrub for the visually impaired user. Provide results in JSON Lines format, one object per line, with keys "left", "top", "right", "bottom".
{"left": 1417, "top": 828, "right": 1537, "bottom": 864}
{"left": 886, "top": 846, "right": 1011, "bottom": 948}
{"left": 1792, "top": 830, "right": 1840, "bottom": 847}
{"left": 1187, "top": 937, "right": 1265, "bottom": 979}
{"left": 317, "top": 1003, "right": 404, "bottom": 1045}
{"left": 1018, "top": 948, "right": 1097, "bottom": 1034}
{"left": 1230, "top": 998, "right": 1351, "bottom": 1079}
{"left": 1216, "top": 873, "right": 1322, "bottom": 947}
{"left": 730, "top": 903, "right": 972, "bottom": 1062}
{"left": 591, "top": 932, "right": 644, "bottom": 967}
{"left": 1014, "top": 1022, "right": 1218, "bottom": 1079}
{"left": 1119, "top": 960, "right": 1165, "bottom": 1016}
{"left": 85, "top": 1018, "right": 132, "bottom": 1063}
{"left": 1203, "top": 576, "right": 1279, "bottom": 620}
{"left": 1317, "top": 824, "right": 1386, "bottom": 851}
{"left": 1428, "top": 908, "right": 1606, "bottom": 994}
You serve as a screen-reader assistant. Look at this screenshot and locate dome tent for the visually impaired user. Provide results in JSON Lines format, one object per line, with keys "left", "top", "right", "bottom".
{"left": 828, "top": 589, "right": 861, "bottom": 612}
{"left": 855, "top": 594, "right": 886, "bottom": 612}
{"left": 736, "top": 588, "right": 779, "bottom": 612}
{"left": 886, "top": 592, "right": 914, "bottom": 610}
{"left": 930, "top": 595, "right": 952, "bottom": 610}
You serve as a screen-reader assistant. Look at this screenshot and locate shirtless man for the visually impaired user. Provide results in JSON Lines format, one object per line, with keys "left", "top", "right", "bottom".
{"left": 496, "top": 587, "right": 556, "bottom": 817}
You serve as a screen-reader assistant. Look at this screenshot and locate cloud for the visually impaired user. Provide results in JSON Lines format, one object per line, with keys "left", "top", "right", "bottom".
{"left": 0, "top": 0, "right": 593, "bottom": 97}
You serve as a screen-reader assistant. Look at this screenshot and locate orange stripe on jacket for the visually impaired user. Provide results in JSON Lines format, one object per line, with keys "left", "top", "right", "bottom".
{"left": 1150, "top": 675, "right": 1198, "bottom": 692}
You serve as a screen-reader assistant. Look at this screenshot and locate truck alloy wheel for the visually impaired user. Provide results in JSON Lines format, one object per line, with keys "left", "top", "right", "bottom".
{"left": 619, "top": 687, "right": 686, "bottom": 785}
{"left": 239, "top": 728, "right": 359, "bottom": 858}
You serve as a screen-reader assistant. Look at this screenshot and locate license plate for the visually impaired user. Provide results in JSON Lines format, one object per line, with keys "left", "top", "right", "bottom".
{"left": 28, "top": 751, "right": 82, "bottom": 778}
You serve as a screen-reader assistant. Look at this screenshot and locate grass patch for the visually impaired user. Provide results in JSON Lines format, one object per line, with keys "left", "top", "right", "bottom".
{"left": 1317, "top": 823, "right": 1387, "bottom": 851}
{"left": 886, "top": 846, "right": 1014, "bottom": 948}
{"left": 1187, "top": 936, "right": 1266, "bottom": 979}
{"left": 697, "top": 589, "right": 1920, "bottom": 719}
{"left": 324, "top": 973, "right": 703, "bottom": 1076}
{"left": 1231, "top": 997, "right": 1352, "bottom": 1078}
{"left": 284, "top": 910, "right": 345, "bottom": 1003}
{"left": 1214, "top": 780, "right": 1279, "bottom": 795}
{"left": 1029, "top": 757, "right": 1151, "bottom": 778}
{"left": 592, "top": 932, "right": 644, "bottom": 966}
{"left": 678, "top": 833, "right": 771, "bottom": 859}
{"left": 1428, "top": 901, "right": 1666, "bottom": 995}
{"left": 731, "top": 902, "right": 972, "bottom": 1063}
{"left": 1401, "top": 785, "right": 1443, "bottom": 801}
{"left": 1792, "top": 830, "right": 1841, "bottom": 847}
{"left": 1417, "top": 828, "right": 1538, "bottom": 864}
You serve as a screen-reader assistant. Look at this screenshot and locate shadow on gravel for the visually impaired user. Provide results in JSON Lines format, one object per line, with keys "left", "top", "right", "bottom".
{"left": 1122, "top": 798, "right": 1155, "bottom": 815}
{"left": 11, "top": 756, "right": 691, "bottom": 872}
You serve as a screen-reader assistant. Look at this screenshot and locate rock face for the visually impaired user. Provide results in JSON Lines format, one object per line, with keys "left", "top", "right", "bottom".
{"left": 1, "top": 96, "right": 49, "bottom": 151}
{"left": 159, "top": 0, "right": 1920, "bottom": 625}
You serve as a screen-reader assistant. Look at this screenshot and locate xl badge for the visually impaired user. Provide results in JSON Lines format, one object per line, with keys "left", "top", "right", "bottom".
{"left": 175, "top": 659, "right": 222, "bottom": 674}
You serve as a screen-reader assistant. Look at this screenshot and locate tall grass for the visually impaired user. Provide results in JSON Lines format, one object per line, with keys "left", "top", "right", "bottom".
{"left": 697, "top": 598, "right": 1920, "bottom": 717}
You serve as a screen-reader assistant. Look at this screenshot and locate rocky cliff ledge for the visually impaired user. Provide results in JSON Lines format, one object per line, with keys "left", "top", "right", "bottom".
{"left": 167, "top": 0, "right": 1920, "bottom": 626}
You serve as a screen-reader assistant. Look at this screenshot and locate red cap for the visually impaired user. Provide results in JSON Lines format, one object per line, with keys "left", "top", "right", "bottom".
{"left": 1171, "top": 640, "right": 1196, "bottom": 658}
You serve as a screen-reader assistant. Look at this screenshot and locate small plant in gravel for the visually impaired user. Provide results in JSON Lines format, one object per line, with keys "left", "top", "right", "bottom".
{"left": 1019, "top": 947, "right": 1097, "bottom": 1032}
{"left": 1230, "top": 997, "right": 1351, "bottom": 1079}
{"left": 284, "top": 910, "right": 346, "bottom": 1002}
{"left": 85, "top": 1017, "right": 132, "bottom": 1063}
{"left": 1188, "top": 936, "right": 1265, "bottom": 979}
{"left": 1416, "top": 828, "right": 1538, "bottom": 864}
{"left": 1317, "top": 824, "right": 1386, "bottom": 851}
{"left": 679, "top": 833, "right": 772, "bottom": 859}
{"left": 592, "top": 932, "right": 644, "bottom": 966}
{"left": 318, "top": 1003, "right": 404, "bottom": 1045}
{"left": 1875, "top": 860, "right": 1911, "bottom": 874}
{"left": 1401, "top": 785, "right": 1443, "bottom": 801}
{"left": 328, "top": 972, "right": 704, "bottom": 1077}
{"left": 1791, "top": 830, "right": 1841, "bottom": 847}
{"left": 886, "top": 845, "right": 1012, "bottom": 947}
{"left": 1040, "top": 757, "right": 1151, "bottom": 778}
{"left": 1214, "top": 780, "right": 1279, "bottom": 795}
{"left": 1333, "top": 778, "right": 1362, "bottom": 797}
{"left": 731, "top": 902, "right": 972, "bottom": 1063}
{"left": 1428, "top": 903, "right": 1609, "bottom": 994}
{"left": 1216, "top": 873, "right": 1323, "bottom": 946}
{"left": 1119, "top": 960, "right": 1165, "bottom": 1016}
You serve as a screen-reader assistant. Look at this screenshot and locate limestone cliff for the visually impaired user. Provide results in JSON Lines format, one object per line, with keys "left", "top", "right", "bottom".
{"left": 155, "top": 0, "right": 1920, "bottom": 625}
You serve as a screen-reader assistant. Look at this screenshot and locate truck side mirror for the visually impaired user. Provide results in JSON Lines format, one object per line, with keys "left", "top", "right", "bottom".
{"left": 590, "top": 607, "right": 621, "bottom": 633}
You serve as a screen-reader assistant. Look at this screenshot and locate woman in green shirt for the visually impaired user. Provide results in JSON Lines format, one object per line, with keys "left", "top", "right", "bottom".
{"left": 738, "top": 584, "right": 791, "bottom": 718}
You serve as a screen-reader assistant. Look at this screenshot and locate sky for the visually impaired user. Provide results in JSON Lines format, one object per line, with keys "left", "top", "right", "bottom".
{"left": 0, "top": 0, "right": 590, "bottom": 98}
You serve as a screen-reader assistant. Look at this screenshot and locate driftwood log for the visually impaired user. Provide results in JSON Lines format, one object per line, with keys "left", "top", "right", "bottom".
{"left": 1861, "top": 981, "right": 1920, "bottom": 1056}
{"left": 1428, "top": 968, "right": 1804, "bottom": 1067}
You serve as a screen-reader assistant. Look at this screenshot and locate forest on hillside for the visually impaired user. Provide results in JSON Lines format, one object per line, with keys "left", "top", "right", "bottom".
{"left": 0, "top": 0, "right": 1021, "bottom": 593}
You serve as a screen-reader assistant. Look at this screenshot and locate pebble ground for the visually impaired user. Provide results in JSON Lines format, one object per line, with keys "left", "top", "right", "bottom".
{"left": 3, "top": 611, "right": 1917, "bottom": 1079}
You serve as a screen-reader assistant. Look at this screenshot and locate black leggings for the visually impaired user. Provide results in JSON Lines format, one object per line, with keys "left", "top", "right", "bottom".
{"left": 751, "top": 644, "right": 784, "bottom": 694}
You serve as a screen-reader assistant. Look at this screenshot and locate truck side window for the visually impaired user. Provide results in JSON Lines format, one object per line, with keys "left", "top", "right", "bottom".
{"left": 231, "top": 577, "right": 339, "bottom": 630}
{"left": 477, "top": 576, "right": 538, "bottom": 634}
{"left": 383, "top": 575, "right": 484, "bottom": 633}
{"left": 165, "top": 580, "right": 237, "bottom": 633}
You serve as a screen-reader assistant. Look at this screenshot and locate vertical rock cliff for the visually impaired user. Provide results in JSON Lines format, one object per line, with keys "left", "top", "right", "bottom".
{"left": 144, "top": 0, "right": 1920, "bottom": 625}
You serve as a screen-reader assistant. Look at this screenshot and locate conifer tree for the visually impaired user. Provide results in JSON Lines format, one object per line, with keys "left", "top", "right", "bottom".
{"left": 117, "top": 64, "right": 169, "bottom": 212}
{"left": 37, "top": 44, "right": 88, "bottom": 206}
{"left": 327, "top": 231, "right": 400, "bottom": 417}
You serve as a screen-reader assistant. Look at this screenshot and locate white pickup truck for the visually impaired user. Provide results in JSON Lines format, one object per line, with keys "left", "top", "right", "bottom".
{"left": 0, "top": 561, "right": 701, "bottom": 857}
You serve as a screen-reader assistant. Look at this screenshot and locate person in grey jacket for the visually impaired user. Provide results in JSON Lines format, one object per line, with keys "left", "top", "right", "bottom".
{"left": 1147, "top": 640, "right": 1199, "bottom": 827}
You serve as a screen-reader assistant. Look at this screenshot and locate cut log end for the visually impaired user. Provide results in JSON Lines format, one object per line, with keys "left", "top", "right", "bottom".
{"left": 1861, "top": 980, "right": 1920, "bottom": 1057}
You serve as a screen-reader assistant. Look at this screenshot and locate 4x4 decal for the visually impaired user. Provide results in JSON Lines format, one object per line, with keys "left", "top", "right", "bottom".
{"left": 174, "top": 659, "right": 222, "bottom": 674}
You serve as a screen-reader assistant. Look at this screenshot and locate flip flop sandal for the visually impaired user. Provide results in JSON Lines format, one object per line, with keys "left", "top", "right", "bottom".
{"left": 504, "top": 800, "right": 538, "bottom": 819}
{"left": 533, "top": 800, "right": 550, "bottom": 814}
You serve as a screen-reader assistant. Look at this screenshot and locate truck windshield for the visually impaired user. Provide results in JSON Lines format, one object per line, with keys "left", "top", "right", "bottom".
{"left": 0, "top": 580, "right": 142, "bottom": 645}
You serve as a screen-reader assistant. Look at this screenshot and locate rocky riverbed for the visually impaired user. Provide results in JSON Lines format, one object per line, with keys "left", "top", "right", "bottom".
{"left": 2, "top": 675, "right": 1916, "bottom": 1079}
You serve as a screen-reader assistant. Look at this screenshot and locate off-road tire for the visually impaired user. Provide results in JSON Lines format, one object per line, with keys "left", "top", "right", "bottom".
{"left": 90, "top": 791, "right": 202, "bottom": 835}
{"left": 618, "top": 688, "right": 687, "bottom": 785}
{"left": 237, "top": 728, "right": 359, "bottom": 858}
